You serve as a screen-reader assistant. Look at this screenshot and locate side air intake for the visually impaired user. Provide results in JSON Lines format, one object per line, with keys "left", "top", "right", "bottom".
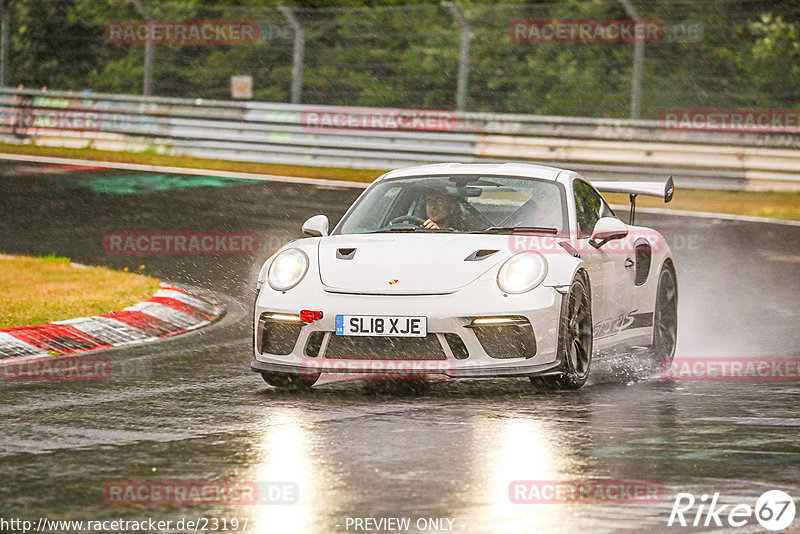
{"left": 464, "top": 249, "right": 499, "bottom": 261}
{"left": 336, "top": 248, "right": 357, "bottom": 260}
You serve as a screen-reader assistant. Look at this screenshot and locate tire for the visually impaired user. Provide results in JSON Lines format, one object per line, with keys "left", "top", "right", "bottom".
{"left": 260, "top": 371, "right": 319, "bottom": 389}
{"left": 652, "top": 263, "right": 678, "bottom": 371}
{"left": 531, "top": 275, "right": 593, "bottom": 390}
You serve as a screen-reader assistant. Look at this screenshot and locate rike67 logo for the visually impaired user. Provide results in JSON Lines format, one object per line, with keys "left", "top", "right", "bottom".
{"left": 668, "top": 490, "right": 795, "bottom": 531}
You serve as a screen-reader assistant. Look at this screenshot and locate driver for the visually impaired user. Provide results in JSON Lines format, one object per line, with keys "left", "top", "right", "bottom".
{"left": 423, "top": 190, "right": 463, "bottom": 230}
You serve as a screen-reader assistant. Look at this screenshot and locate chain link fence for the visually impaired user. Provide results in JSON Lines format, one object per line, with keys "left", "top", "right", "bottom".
{"left": 1, "top": 0, "right": 799, "bottom": 119}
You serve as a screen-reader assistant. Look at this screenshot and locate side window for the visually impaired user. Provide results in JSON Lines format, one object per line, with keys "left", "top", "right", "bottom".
{"left": 600, "top": 201, "right": 616, "bottom": 219}
{"left": 573, "top": 180, "right": 607, "bottom": 237}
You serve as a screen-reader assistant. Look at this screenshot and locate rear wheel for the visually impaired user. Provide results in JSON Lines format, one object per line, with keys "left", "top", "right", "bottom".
{"left": 531, "top": 276, "right": 592, "bottom": 390}
{"left": 652, "top": 264, "right": 678, "bottom": 371}
{"left": 260, "top": 371, "right": 318, "bottom": 389}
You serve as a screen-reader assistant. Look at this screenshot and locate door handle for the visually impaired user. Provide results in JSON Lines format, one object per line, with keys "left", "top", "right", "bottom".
{"left": 624, "top": 258, "right": 634, "bottom": 269}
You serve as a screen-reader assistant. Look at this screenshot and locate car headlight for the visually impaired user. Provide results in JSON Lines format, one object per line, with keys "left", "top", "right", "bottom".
{"left": 268, "top": 248, "right": 309, "bottom": 291}
{"left": 497, "top": 252, "right": 548, "bottom": 294}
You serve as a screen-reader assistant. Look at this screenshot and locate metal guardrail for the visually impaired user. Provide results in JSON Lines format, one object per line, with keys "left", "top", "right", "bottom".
{"left": 1, "top": 88, "right": 799, "bottom": 191}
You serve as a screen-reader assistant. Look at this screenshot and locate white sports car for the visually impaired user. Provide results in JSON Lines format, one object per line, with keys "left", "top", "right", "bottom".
{"left": 252, "top": 163, "right": 677, "bottom": 390}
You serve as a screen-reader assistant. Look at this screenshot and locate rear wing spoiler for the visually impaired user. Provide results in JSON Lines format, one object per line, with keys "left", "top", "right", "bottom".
{"left": 590, "top": 176, "right": 674, "bottom": 203}
{"left": 590, "top": 176, "right": 674, "bottom": 225}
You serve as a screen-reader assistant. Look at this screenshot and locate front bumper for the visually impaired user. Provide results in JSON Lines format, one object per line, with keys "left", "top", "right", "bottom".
{"left": 252, "top": 279, "right": 565, "bottom": 379}
{"left": 250, "top": 357, "right": 563, "bottom": 378}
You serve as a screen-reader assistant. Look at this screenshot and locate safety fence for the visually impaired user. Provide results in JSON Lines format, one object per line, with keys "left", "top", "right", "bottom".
{"left": 1, "top": 88, "right": 799, "bottom": 191}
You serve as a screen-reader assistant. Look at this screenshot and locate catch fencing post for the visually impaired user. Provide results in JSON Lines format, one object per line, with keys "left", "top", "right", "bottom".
{"left": 443, "top": 1, "right": 470, "bottom": 112}
{"left": 278, "top": 6, "right": 304, "bottom": 104}
{"left": 131, "top": 0, "right": 154, "bottom": 96}
{"left": 0, "top": 0, "right": 9, "bottom": 88}
{"left": 619, "top": 0, "right": 644, "bottom": 119}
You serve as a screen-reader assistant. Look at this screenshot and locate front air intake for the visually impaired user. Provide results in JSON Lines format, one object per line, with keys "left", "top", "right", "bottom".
{"left": 444, "top": 333, "right": 469, "bottom": 360}
{"left": 305, "top": 331, "right": 325, "bottom": 357}
{"left": 324, "top": 334, "right": 447, "bottom": 360}
{"left": 469, "top": 317, "right": 536, "bottom": 359}
{"left": 258, "top": 313, "right": 303, "bottom": 355}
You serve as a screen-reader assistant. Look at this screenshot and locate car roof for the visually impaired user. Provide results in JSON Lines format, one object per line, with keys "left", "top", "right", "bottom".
{"left": 379, "top": 162, "right": 568, "bottom": 182}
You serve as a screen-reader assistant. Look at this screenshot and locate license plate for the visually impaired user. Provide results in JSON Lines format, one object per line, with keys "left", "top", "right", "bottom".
{"left": 335, "top": 315, "right": 427, "bottom": 337}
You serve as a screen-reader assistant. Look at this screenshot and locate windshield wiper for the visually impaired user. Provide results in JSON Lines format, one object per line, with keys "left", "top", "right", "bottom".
{"left": 369, "top": 227, "right": 419, "bottom": 233}
{"left": 370, "top": 227, "right": 454, "bottom": 233}
{"left": 477, "top": 226, "right": 559, "bottom": 235}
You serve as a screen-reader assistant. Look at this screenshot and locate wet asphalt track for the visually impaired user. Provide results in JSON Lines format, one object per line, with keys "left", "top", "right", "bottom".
{"left": 0, "top": 161, "right": 799, "bottom": 534}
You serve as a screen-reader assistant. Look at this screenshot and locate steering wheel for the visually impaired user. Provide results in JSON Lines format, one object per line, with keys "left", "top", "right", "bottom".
{"left": 389, "top": 215, "right": 427, "bottom": 226}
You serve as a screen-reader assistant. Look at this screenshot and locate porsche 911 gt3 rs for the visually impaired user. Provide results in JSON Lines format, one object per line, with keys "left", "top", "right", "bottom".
{"left": 252, "top": 163, "right": 677, "bottom": 390}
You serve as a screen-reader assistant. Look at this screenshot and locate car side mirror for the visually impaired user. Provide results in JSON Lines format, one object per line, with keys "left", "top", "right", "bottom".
{"left": 302, "top": 215, "right": 329, "bottom": 237}
{"left": 590, "top": 217, "right": 628, "bottom": 248}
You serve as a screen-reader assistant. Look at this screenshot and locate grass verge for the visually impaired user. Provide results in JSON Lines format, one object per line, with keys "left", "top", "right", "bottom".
{"left": 604, "top": 190, "right": 800, "bottom": 221}
{"left": 0, "top": 254, "right": 161, "bottom": 328}
{"left": 0, "top": 142, "right": 382, "bottom": 183}
{"left": 1, "top": 142, "right": 799, "bottom": 220}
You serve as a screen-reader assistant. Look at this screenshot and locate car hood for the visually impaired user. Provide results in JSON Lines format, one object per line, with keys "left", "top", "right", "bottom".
{"left": 317, "top": 233, "right": 521, "bottom": 294}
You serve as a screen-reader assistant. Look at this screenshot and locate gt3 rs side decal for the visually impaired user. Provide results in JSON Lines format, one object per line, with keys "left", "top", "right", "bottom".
{"left": 593, "top": 310, "right": 654, "bottom": 339}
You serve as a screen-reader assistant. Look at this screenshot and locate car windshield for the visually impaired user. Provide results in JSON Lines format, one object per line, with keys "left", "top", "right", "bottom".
{"left": 335, "top": 174, "right": 567, "bottom": 235}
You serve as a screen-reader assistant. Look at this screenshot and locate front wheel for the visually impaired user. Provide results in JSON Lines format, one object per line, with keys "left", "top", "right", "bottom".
{"left": 652, "top": 264, "right": 678, "bottom": 371}
{"left": 531, "top": 276, "right": 592, "bottom": 390}
{"left": 260, "top": 371, "right": 319, "bottom": 389}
